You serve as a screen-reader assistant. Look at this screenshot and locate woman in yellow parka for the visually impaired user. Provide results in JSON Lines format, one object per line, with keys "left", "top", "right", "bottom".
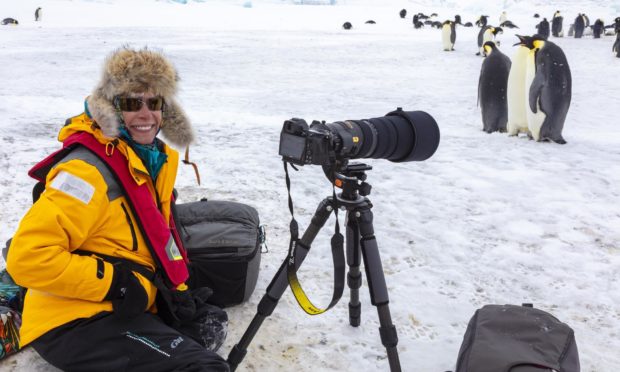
{"left": 7, "top": 47, "right": 229, "bottom": 372}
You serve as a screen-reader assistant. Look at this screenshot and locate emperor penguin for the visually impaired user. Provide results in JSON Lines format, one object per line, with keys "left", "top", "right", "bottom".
{"left": 525, "top": 35, "right": 572, "bottom": 144}
{"left": 507, "top": 35, "right": 532, "bottom": 137}
{"left": 442, "top": 20, "right": 456, "bottom": 51}
{"left": 35, "top": 7, "right": 42, "bottom": 22}
{"left": 476, "top": 15, "right": 489, "bottom": 27}
{"left": 536, "top": 18, "right": 550, "bottom": 39}
{"left": 500, "top": 11, "right": 507, "bottom": 24}
{"left": 613, "top": 33, "right": 620, "bottom": 58}
{"left": 574, "top": 14, "right": 585, "bottom": 38}
{"left": 592, "top": 19, "right": 605, "bottom": 38}
{"left": 477, "top": 26, "right": 502, "bottom": 56}
{"left": 478, "top": 41, "right": 512, "bottom": 133}
{"left": 552, "top": 11, "right": 563, "bottom": 37}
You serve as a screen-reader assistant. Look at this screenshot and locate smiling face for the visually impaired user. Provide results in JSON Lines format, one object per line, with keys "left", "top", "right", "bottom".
{"left": 120, "top": 92, "right": 163, "bottom": 145}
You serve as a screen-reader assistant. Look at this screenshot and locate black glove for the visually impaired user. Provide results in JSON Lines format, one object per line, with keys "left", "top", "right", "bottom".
{"left": 175, "top": 287, "right": 228, "bottom": 352}
{"left": 104, "top": 264, "right": 149, "bottom": 320}
{"left": 170, "top": 288, "right": 196, "bottom": 322}
{"left": 168, "top": 287, "right": 213, "bottom": 323}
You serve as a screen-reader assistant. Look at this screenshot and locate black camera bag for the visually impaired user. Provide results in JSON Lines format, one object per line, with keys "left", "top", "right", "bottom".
{"left": 455, "top": 304, "right": 580, "bottom": 372}
{"left": 175, "top": 199, "right": 263, "bottom": 308}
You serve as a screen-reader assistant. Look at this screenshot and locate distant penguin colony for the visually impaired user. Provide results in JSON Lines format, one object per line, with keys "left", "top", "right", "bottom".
{"left": 478, "top": 41, "right": 512, "bottom": 133}
{"left": 400, "top": 9, "right": 407, "bottom": 19}
{"left": 342, "top": 22, "right": 352, "bottom": 30}
{"left": 394, "top": 7, "right": 606, "bottom": 144}
{"left": 525, "top": 35, "right": 572, "bottom": 144}
{"left": 442, "top": 20, "right": 456, "bottom": 51}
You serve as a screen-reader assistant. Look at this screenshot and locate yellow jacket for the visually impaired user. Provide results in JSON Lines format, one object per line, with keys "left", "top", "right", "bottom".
{"left": 6, "top": 112, "right": 179, "bottom": 346}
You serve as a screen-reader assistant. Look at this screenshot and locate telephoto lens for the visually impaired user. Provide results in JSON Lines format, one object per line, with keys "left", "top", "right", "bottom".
{"left": 325, "top": 108, "right": 440, "bottom": 162}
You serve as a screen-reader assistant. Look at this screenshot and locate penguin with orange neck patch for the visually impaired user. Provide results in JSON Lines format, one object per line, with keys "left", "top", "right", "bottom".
{"left": 525, "top": 34, "right": 571, "bottom": 144}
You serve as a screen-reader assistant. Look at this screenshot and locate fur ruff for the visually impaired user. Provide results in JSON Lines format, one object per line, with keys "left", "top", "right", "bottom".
{"left": 86, "top": 47, "right": 194, "bottom": 147}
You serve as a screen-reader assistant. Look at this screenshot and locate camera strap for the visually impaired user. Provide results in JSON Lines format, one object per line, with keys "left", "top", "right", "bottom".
{"left": 283, "top": 161, "right": 345, "bottom": 315}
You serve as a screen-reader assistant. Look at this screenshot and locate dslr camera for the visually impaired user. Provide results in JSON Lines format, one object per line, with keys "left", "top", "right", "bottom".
{"left": 279, "top": 108, "right": 440, "bottom": 167}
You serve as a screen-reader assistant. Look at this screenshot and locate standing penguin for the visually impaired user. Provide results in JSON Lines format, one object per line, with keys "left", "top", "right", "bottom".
{"left": 413, "top": 14, "right": 424, "bottom": 29}
{"left": 574, "top": 14, "right": 585, "bottom": 38}
{"left": 400, "top": 9, "right": 407, "bottom": 19}
{"left": 552, "top": 11, "right": 563, "bottom": 37}
{"left": 536, "top": 18, "right": 550, "bottom": 39}
{"left": 34, "top": 7, "right": 42, "bottom": 22}
{"left": 507, "top": 35, "right": 533, "bottom": 137}
{"left": 442, "top": 20, "right": 456, "bottom": 51}
{"left": 613, "top": 33, "right": 620, "bottom": 58}
{"left": 478, "top": 41, "right": 512, "bottom": 133}
{"left": 476, "top": 15, "right": 489, "bottom": 27}
{"left": 592, "top": 19, "right": 605, "bottom": 38}
{"left": 525, "top": 35, "right": 572, "bottom": 144}
{"left": 477, "top": 26, "right": 502, "bottom": 56}
{"left": 500, "top": 11, "right": 507, "bottom": 24}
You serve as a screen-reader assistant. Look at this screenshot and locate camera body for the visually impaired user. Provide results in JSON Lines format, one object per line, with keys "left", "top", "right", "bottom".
{"left": 279, "top": 118, "right": 337, "bottom": 166}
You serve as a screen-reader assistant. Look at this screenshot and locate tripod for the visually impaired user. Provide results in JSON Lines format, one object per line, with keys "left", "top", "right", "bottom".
{"left": 227, "top": 163, "right": 401, "bottom": 372}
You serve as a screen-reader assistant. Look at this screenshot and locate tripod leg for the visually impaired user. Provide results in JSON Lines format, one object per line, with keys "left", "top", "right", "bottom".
{"left": 357, "top": 208, "right": 402, "bottom": 372}
{"left": 227, "top": 198, "right": 334, "bottom": 371}
{"left": 346, "top": 213, "right": 362, "bottom": 327}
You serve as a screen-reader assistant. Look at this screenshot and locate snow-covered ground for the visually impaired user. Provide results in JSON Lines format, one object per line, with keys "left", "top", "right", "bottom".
{"left": 1, "top": 0, "right": 619, "bottom": 371}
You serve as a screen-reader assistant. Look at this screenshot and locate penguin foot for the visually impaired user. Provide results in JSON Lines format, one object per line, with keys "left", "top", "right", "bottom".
{"left": 475, "top": 52, "right": 481, "bottom": 56}
{"left": 551, "top": 137, "right": 567, "bottom": 144}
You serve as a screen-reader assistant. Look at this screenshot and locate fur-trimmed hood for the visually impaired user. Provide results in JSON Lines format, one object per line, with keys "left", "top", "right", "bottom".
{"left": 86, "top": 47, "right": 194, "bottom": 147}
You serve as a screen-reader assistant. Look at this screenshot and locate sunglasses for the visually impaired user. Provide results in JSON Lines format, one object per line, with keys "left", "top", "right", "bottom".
{"left": 114, "top": 96, "right": 165, "bottom": 112}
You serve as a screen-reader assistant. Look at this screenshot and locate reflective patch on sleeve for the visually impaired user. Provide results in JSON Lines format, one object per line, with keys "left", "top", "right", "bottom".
{"left": 49, "top": 171, "right": 95, "bottom": 204}
{"left": 166, "top": 236, "right": 183, "bottom": 261}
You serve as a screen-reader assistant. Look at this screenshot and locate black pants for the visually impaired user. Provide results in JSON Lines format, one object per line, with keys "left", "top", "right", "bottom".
{"left": 31, "top": 312, "right": 229, "bottom": 372}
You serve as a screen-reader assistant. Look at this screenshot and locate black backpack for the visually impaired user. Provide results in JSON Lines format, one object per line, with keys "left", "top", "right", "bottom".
{"left": 455, "top": 304, "right": 580, "bottom": 372}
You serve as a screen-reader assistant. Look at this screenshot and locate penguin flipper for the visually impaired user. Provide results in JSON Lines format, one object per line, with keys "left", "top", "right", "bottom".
{"left": 477, "top": 72, "right": 482, "bottom": 107}
{"left": 529, "top": 73, "right": 544, "bottom": 113}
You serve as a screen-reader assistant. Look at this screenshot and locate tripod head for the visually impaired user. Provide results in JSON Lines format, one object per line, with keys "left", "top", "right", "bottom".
{"left": 323, "top": 161, "right": 372, "bottom": 202}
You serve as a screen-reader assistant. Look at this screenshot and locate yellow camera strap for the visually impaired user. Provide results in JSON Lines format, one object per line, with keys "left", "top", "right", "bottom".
{"left": 283, "top": 161, "right": 345, "bottom": 315}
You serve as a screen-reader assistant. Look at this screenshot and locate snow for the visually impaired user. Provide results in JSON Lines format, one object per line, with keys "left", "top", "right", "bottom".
{"left": 1, "top": 0, "right": 619, "bottom": 371}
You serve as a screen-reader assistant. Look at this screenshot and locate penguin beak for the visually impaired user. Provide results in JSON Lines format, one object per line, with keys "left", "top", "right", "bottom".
{"left": 513, "top": 35, "right": 525, "bottom": 46}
